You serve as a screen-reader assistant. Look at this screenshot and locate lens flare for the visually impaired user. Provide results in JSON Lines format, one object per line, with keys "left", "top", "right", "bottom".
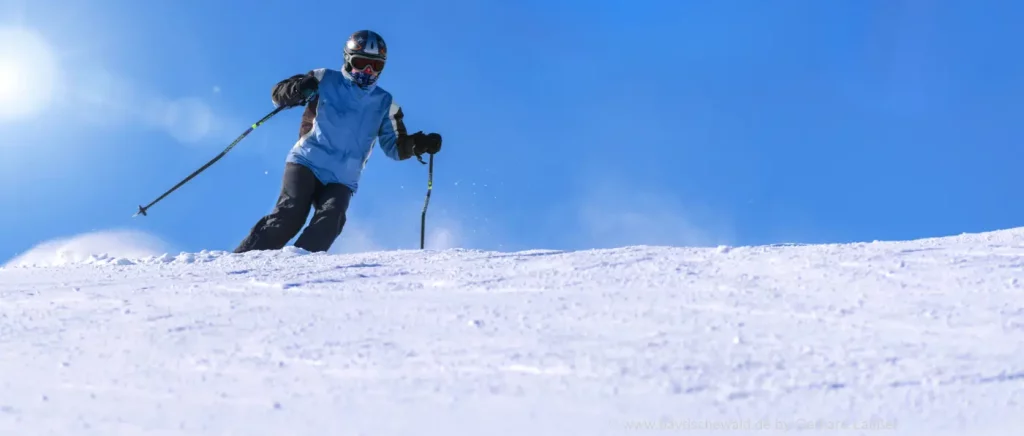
{"left": 0, "top": 26, "right": 59, "bottom": 122}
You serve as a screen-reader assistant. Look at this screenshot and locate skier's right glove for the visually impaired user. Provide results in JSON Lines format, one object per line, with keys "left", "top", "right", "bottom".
{"left": 271, "top": 73, "right": 319, "bottom": 108}
{"left": 410, "top": 132, "right": 442, "bottom": 156}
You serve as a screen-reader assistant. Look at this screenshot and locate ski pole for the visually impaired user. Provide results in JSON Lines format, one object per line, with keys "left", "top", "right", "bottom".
{"left": 419, "top": 153, "right": 434, "bottom": 249}
{"left": 132, "top": 102, "right": 294, "bottom": 218}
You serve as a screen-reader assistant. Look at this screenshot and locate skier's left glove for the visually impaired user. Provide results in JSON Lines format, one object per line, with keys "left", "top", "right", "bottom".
{"left": 411, "top": 132, "right": 442, "bottom": 155}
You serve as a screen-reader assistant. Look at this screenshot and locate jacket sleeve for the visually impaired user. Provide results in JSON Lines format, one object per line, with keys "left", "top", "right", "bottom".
{"left": 377, "top": 99, "right": 416, "bottom": 160}
{"left": 271, "top": 69, "right": 324, "bottom": 107}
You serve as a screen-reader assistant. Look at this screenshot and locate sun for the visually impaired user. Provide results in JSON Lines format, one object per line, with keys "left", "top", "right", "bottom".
{"left": 0, "top": 26, "right": 58, "bottom": 122}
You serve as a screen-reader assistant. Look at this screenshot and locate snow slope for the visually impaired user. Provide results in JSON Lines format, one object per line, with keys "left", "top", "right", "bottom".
{"left": 2, "top": 229, "right": 1024, "bottom": 435}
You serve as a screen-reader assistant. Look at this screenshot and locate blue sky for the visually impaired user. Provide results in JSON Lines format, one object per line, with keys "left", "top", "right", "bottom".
{"left": 1, "top": 0, "right": 1023, "bottom": 262}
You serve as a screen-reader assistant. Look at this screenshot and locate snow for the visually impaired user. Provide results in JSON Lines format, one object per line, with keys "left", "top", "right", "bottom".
{"left": 2, "top": 229, "right": 1024, "bottom": 435}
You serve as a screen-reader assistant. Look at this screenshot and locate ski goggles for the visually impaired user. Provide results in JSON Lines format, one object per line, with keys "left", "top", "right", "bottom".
{"left": 350, "top": 55, "right": 385, "bottom": 73}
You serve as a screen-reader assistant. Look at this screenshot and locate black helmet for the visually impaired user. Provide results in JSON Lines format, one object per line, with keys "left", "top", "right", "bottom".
{"left": 343, "top": 30, "right": 387, "bottom": 86}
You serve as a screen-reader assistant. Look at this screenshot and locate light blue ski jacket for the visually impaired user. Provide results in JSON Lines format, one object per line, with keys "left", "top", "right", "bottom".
{"left": 276, "top": 68, "right": 413, "bottom": 193}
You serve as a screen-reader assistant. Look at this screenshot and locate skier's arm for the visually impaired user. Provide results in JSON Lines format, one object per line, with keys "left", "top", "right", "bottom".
{"left": 271, "top": 69, "right": 324, "bottom": 108}
{"left": 377, "top": 101, "right": 416, "bottom": 160}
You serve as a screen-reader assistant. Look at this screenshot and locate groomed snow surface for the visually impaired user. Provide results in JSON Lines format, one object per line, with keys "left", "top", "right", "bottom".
{"left": 2, "top": 229, "right": 1024, "bottom": 435}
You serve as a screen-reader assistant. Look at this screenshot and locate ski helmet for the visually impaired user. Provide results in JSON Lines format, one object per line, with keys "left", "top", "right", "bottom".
{"left": 343, "top": 30, "right": 387, "bottom": 87}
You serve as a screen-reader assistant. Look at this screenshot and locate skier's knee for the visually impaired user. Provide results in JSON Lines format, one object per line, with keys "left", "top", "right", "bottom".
{"left": 267, "top": 202, "right": 310, "bottom": 233}
{"left": 336, "top": 212, "right": 347, "bottom": 231}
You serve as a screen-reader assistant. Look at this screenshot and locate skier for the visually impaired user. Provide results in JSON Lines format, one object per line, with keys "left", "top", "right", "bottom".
{"left": 234, "top": 30, "right": 442, "bottom": 253}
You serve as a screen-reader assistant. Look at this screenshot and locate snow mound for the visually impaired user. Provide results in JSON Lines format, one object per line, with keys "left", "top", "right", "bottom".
{"left": 1, "top": 227, "right": 1024, "bottom": 435}
{"left": 3, "top": 229, "right": 172, "bottom": 267}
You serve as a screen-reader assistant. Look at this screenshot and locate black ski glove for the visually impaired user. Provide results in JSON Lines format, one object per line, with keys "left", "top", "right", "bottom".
{"left": 272, "top": 73, "right": 319, "bottom": 108}
{"left": 410, "top": 131, "right": 442, "bottom": 156}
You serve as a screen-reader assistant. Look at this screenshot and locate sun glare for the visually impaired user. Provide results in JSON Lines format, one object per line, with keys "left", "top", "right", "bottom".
{"left": 0, "top": 26, "right": 58, "bottom": 122}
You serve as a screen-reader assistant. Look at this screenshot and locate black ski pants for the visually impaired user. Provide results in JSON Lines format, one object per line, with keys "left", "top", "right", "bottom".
{"left": 234, "top": 162, "right": 352, "bottom": 253}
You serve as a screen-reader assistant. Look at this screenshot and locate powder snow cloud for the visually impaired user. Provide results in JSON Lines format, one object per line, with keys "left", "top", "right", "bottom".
{"left": 3, "top": 229, "right": 173, "bottom": 267}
